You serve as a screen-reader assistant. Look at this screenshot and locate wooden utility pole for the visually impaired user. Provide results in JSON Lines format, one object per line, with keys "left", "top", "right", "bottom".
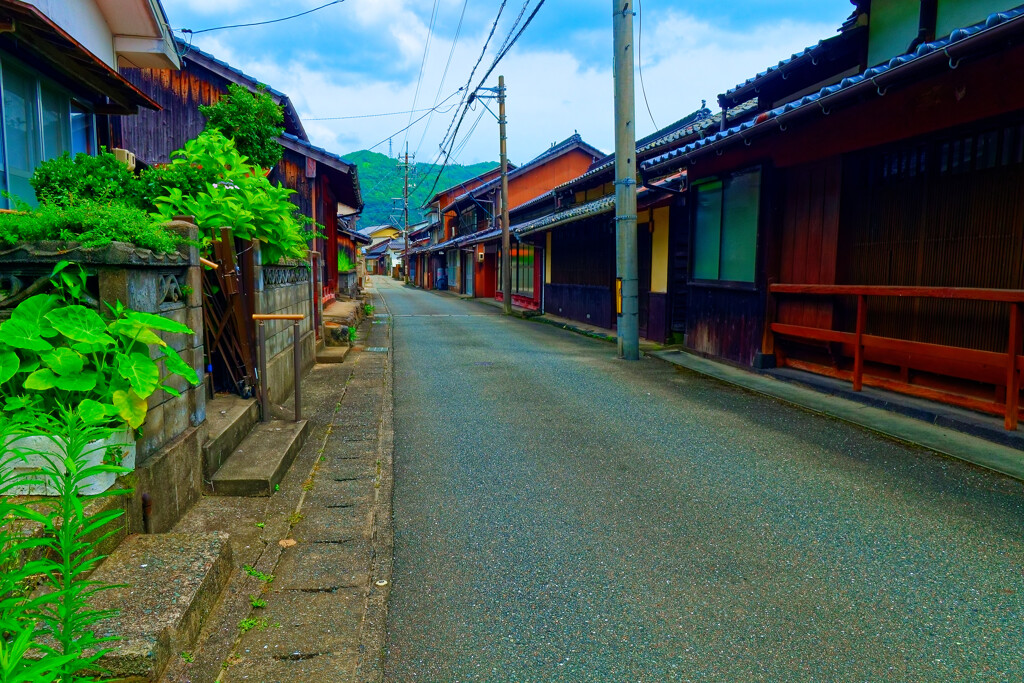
{"left": 498, "top": 75, "right": 512, "bottom": 315}
{"left": 613, "top": 0, "right": 639, "bottom": 360}
{"left": 403, "top": 143, "right": 410, "bottom": 283}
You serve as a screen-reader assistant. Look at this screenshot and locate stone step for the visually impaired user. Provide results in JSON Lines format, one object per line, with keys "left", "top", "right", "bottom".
{"left": 316, "top": 345, "right": 352, "bottom": 364}
{"left": 91, "top": 532, "right": 232, "bottom": 681}
{"left": 209, "top": 420, "right": 309, "bottom": 496}
{"left": 202, "top": 394, "right": 259, "bottom": 480}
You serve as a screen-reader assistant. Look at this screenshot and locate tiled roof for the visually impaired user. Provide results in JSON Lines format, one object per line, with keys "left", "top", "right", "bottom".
{"left": 643, "top": 6, "right": 1024, "bottom": 175}
{"left": 280, "top": 133, "right": 362, "bottom": 208}
{"left": 554, "top": 102, "right": 753, "bottom": 194}
{"left": 442, "top": 133, "right": 603, "bottom": 212}
{"left": 365, "top": 239, "right": 392, "bottom": 256}
{"left": 514, "top": 196, "right": 616, "bottom": 237}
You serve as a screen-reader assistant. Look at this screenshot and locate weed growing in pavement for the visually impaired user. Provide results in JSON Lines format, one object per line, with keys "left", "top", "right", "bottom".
{"left": 242, "top": 565, "right": 273, "bottom": 583}
{"left": 348, "top": 326, "right": 357, "bottom": 343}
{"left": 255, "top": 522, "right": 265, "bottom": 529}
{"left": 238, "top": 617, "right": 268, "bottom": 634}
{"left": 287, "top": 512, "right": 304, "bottom": 526}
{"left": 249, "top": 596, "right": 266, "bottom": 609}
{"left": 302, "top": 477, "right": 315, "bottom": 491}
{"left": 363, "top": 303, "right": 375, "bottom": 316}
{"left": 180, "top": 651, "right": 194, "bottom": 663}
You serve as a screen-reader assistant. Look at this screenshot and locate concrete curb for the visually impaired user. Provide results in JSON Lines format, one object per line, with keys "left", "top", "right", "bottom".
{"left": 650, "top": 349, "right": 1024, "bottom": 483}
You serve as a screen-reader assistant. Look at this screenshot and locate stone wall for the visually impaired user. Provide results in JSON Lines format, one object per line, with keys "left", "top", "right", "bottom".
{"left": 338, "top": 269, "right": 358, "bottom": 298}
{"left": 0, "top": 222, "right": 207, "bottom": 533}
{"left": 257, "top": 257, "right": 316, "bottom": 405}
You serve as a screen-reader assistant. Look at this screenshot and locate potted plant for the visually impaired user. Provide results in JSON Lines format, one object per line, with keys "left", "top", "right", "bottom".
{"left": 0, "top": 262, "right": 200, "bottom": 494}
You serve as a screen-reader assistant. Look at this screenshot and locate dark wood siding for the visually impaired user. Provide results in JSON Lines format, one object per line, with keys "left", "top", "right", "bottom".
{"left": 685, "top": 287, "right": 765, "bottom": 366}
{"left": 117, "top": 67, "right": 225, "bottom": 165}
{"left": 546, "top": 216, "right": 616, "bottom": 327}
{"left": 668, "top": 201, "right": 689, "bottom": 335}
{"left": 836, "top": 114, "right": 1024, "bottom": 353}
{"left": 777, "top": 158, "right": 841, "bottom": 328}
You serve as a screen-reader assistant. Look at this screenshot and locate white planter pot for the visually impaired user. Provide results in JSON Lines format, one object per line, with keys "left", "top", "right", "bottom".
{"left": 1, "top": 430, "right": 136, "bottom": 496}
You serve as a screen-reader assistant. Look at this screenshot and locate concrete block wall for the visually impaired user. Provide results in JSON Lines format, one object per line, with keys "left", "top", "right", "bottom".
{"left": 257, "top": 258, "right": 316, "bottom": 405}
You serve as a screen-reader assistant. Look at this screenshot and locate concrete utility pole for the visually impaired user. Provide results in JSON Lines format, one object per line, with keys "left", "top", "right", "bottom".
{"left": 613, "top": 0, "right": 639, "bottom": 360}
{"left": 498, "top": 75, "right": 512, "bottom": 315}
{"left": 403, "top": 143, "right": 410, "bottom": 283}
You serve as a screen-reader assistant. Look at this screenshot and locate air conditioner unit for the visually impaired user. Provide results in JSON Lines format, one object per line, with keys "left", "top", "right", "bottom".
{"left": 113, "top": 148, "right": 136, "bottom": 172}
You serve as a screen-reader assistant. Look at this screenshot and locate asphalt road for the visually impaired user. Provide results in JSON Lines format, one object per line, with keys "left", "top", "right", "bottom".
{"left": 376, "top": 276, "right": 1024, "bottom": 683}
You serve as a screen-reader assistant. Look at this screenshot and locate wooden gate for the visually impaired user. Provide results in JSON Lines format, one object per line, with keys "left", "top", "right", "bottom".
{"left": 202, "top": 228, "right": 257, "bottom": 397}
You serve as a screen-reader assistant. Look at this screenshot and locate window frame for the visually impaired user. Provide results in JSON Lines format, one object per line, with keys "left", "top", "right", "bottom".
{"left": 688, "top": 165, "right": 763, "bottom": 290}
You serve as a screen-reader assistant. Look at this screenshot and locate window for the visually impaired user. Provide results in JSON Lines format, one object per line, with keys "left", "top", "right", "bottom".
{"left": 691, "top": 167, "right": 761, "bottom": 283}
{"left": 0, "top": 57, "right": 85, "bottom": 207}
{"left": 497, "top": 243, "right": 536, "bottom": 298}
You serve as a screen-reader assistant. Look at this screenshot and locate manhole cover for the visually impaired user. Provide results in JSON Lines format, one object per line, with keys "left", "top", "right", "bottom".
{"left": 365, "top": 347, "right": 388, "bottom": 353}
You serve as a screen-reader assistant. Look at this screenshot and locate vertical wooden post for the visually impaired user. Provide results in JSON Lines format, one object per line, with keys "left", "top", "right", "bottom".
{"left": 1005, "top": 302, "right": 1021, "bottom": 431}
{"left": 853, "top": 294, "right": 866, "bottom": 392}
{"left": 257, "top": 321, "right": 268, "bottom": 423}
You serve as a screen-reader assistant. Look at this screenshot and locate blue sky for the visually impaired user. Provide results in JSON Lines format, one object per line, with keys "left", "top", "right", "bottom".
{"left": 162, "top": 0, "right": 855, "bottom": 166}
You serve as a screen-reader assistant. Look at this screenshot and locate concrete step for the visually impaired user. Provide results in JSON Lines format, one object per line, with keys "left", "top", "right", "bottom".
{"left": 91, "top": 532, "right": 232, "bottom": 681}
{"left": 316, "top": 345, "right": 351, "bottom": 364}
{"left": 203, "top": 394, "right": 259, "bottom": 480}
{"left": 209, "top": 420, "right": 309, "bottom": 496}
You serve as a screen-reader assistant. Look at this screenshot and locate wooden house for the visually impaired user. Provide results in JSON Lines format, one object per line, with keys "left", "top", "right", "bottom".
{"left": 113, "top": 39, "right": 363, "bottom": 304}
{"left": 0, "top": 0, "right": 178, "bottom": 206}
{"left": 420, "top": 134, "right": 603, "bottom": 308}
{"left": 641, "top": 0, "right": 1024, "bottom": 429}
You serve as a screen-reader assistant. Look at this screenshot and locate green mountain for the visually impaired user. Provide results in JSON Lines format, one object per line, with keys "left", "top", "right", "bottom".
{"left": 345, "top": 150, "right": 498, "bottom": 229}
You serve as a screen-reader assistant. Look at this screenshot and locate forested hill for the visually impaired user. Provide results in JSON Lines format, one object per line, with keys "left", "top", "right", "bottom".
{"left": 345, "top": 150, "right": 498, "bottom": 228}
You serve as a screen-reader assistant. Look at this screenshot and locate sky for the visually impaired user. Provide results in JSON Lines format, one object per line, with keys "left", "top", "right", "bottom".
{"left": 162, "top": 0, "right": 856, "bottom": 168}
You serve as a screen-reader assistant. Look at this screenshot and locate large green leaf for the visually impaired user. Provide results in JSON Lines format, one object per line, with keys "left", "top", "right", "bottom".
{"left": 0, "top": 349, "right": 18, "bottom": 385}
{"left": 117, "top": 353, "right": 160, "bottom": 397}
{"left": 24, "top": 368, "right": 58, "bottom": 390}
{"left": 77, "top": 399, "right": 110, "bottom": 425}
{"left": 161, "top": 347, "right": 200, "bottom": 386}
{"left": 45, "top": 305, "right": 113, "bottom": 345}
{"left": 41, "top": 348, "right": 84, "bottom": 376}
{"left": 125, "top": 310, "right": 193, "bottom": 335}
{"left": 108, "top": 318, "right": 166, "bottom": 347}
{"left": 54, "top": 371, "right": 98, "bottom": 392}
{"left": 112, "top": 389, "right": 147, "bottom": 429}
{"left": 10, "top": 294, "right": 58, "bottom": 337}
{"left": 0, "top": 318, "right": 54, "bottom": 352}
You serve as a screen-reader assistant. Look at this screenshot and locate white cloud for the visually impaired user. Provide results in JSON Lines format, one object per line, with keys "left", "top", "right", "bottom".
{"left": 171, "top": 5, "right": 844, "bottom": 169}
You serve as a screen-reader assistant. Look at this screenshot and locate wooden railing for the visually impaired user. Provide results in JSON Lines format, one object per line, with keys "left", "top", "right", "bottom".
{"left": 769, "top": 284, "right": 1024, "bottom": 430}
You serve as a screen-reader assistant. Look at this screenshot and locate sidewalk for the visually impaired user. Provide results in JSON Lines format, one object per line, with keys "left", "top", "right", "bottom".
{"left": 160, "top": 289, "right": 393, "bottom": 683}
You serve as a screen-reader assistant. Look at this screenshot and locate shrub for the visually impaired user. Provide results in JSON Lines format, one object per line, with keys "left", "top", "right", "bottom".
{"left": 199, "top": 83, "right": 285, "bottom": 169}
{"left": 0, "top": 198, "right": 181, "bottom": 254}
{"left": 135, "top": 161, "right": 218, "bottom": 212}
{"left": 29, "top": 150, "right": 138, "bottom": 207}
{"left": 151, "top": 130, "right": 312, "bottom": 263}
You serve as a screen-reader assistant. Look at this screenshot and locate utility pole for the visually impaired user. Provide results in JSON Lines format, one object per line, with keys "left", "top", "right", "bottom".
{"left": 498, "top": 75, "right": 512, "bottom": 315}
{"left": 613, "top": 0, "right": 639, "bottom": 360}
{"left": 403, "top": 142, "right": 410, "bottom": 283}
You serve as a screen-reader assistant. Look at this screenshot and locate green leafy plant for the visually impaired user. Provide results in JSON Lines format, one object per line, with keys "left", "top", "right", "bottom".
{"left": 348, "top": 326, "right": 357, "bottom": 343}
{"left": 338, "top": 250, "right": 355, "bottom": 272}
{"left": 150, "top": 131, "right": 312, "bottom": 263}
{"left": 180, "top": 651, "right": 195, "bottom": 663}
{"left": 238, "top": 617, "right": 268, "bottom": 634}
{"left": 200, "top": 83, "right": 285, "bottom": 169}
{"left": 0, "top": 198, "right": 182, "bottom": 254}
{"left": 242, "top": 565, "right": 273, "bottom": 583}
{"left": 363, "top": 303, "right": 375, "bottom": 316}
{"left": 29, "top": 150, "right": 138, "bottom": 208}
{"left": 0, "top": 263, "right": 200, "bottom": 436}
{"left": 249, "top": 596, "right": 266, "bottom": 609}
{"left": 1, "top": 407, "right": 131, "bottom": 681}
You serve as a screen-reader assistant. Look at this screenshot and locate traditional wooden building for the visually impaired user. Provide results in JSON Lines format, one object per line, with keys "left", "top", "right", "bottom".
{"left": 0, "top": 0, "right": 178, "bottom": 206}
{"left": 642, "top": 0, "right": 1024, "bottom": 429}
{"left": 417, "top": 134, "right": 603, "bottom": 308}
{"left": 114, "top": 39, "right": 362, "bottom": 303}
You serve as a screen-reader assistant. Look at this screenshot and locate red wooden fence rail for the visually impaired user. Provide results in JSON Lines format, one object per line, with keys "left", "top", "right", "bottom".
{"left": 769, "top": 284, "right": 1024, "bottom": 431}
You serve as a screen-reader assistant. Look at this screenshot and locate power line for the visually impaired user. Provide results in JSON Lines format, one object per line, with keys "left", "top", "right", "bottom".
{"left": 306, "top": 105, "right": 449, "bottom": 121}
{"left": 366, "top": 93, "right": 463, "bottom": 153}
{"left": 414, "top": 0, "right": 470, "bottom": 157}
{"left": 404, "top": 0, "right": 442, "bottom": 149}
{"left": 637, "top": 0, "right": 658, "bottom": 130}
{"left": 179, "top": 0, "right": 346, "bottom": 35}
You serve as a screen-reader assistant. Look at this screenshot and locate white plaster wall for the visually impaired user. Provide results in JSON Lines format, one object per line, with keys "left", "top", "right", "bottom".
{"left": 23, "top": 0, "right": 116, "bottom": 68}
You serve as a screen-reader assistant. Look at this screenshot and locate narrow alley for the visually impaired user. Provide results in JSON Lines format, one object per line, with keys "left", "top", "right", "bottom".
{"left": 379, "top": 276, "right": 1024, "bottom": 682}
